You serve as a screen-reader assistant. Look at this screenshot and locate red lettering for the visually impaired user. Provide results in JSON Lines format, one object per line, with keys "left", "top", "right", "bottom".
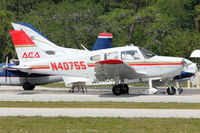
{"left": 74, "top": 61, "right": 80, "bottom": 70}
{"left": 22, "top": 53, "right": 28, "bottom": 58}
{"left": 68, "top": 62, "right": 73, "bottom": 70}
{"left": 51, "top": 62, "right": 58, "bottom": 71}
{"left": 34, "top": 52, "right": 40, "bottom": 58}
{"left": 63, "top": 62, "right": 69, "bottom": 70}
{"left": 58, "top": 62, "right": 63, "bottom": 70}
{"left": 80, "top": 61, "right": 86, "bottom": 69}
{"left": 28, "top": 52, "right": 33, "bottom": 58}
{"left": 22, "top": 52, "right": 40, "bottom": 59}
{"left": 51, "top": 61, "right": 86, "bottom": 71}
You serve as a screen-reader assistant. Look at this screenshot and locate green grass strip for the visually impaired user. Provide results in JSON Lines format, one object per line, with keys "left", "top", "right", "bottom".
{"left": 0, "top": 117, "right": 200, "bottom": 133}
{"left": 0, "top": 101, "right": 200, "bottom": 109}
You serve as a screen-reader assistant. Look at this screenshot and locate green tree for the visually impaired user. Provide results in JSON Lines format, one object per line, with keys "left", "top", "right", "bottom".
{"left": 0, "top": 10, "right": 16, "bottom": 61}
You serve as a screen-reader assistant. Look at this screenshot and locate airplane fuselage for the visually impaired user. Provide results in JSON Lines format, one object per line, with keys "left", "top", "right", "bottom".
{"left": 21, "top": 46, "right": 186, "bottom": 84}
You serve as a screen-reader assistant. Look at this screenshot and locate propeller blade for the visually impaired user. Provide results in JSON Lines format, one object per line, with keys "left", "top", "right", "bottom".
{"left": 5, "top": 56, "right": 8, "bottom": 69}
{"left": 5, "top": 57, "right": 8, "bottom": 83}
{"left": 5, "top": 68, "right": 7, "bottom": 83}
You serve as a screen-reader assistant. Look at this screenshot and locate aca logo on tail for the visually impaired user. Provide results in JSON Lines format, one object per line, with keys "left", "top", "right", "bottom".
{"left": 22, "top": 52, "right": 40, "bottom": 59}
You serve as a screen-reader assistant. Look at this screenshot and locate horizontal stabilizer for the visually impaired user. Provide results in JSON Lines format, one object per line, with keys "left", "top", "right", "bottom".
{"left": 9, "top": 65, "right": 31, "bottom": 70}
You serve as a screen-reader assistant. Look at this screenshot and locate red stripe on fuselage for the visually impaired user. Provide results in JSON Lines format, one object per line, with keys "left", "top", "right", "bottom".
{"left": 128, "top": 63, "right": 183, "bottom": 66}
{"left": 88, "top": 65, "right": 95, "bottom": 67}
{"left": 87, "top": 62, "right": 183, "bottom": 67}
{"left": 30, "top": 63, "right": 182, "bottom": 69}
{"left": 30, "top": 67, "right": 50, "bottom": 69}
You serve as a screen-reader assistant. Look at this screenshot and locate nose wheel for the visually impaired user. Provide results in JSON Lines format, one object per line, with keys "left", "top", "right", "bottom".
{"left": 167, "top": 86, "right": 183, "bottom": 95}
{"left": 112, "top": 84, "right": 129, "bottom": 96}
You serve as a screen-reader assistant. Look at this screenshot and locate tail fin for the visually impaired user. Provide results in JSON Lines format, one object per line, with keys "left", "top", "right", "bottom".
{"left": 9, "top": 30, "right": 47, "bottom": 64}
{"left": 92, "top": 33, "right": 112, "bottom": 51}
{"left": 11, "top": 23, "right": 61, "bottom": 52}
{"left": 11, "top": 23, "right": 83, "bottom": 55}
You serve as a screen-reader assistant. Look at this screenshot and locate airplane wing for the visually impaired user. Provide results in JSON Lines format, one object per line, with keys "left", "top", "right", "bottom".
{"left": 95, "top": 59, "right": 147, "bottom": 82}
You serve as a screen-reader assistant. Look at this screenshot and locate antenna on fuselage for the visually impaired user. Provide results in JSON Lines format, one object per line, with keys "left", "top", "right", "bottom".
{"left": 81, "top": 44, "right": 89, "bottom": 51}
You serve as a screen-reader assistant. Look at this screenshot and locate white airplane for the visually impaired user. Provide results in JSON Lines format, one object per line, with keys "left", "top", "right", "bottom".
{"left": 9, "top": 25, "right": 193, "bottom": 95}
{"left": 1, "top": 23, "right": 113, "bottom": 90}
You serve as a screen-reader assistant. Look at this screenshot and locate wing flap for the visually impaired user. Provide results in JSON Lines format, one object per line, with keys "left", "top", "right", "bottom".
{"left": 95, "top": 59, "right": 147, "bottom": 82}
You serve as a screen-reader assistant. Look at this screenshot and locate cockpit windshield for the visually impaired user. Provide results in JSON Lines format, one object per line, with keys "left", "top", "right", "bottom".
{"left": 139, "top": 47, "right": 156, "bottom": 59}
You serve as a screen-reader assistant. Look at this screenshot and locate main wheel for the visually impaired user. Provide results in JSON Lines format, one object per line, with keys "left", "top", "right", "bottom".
{"left": 23, "top": 82, "right": 35, "bottom": 90}
{"left": 121, "top": 84, "right": 129, "bottom": 94}
{"left": 112, "top": 85, "right": 122, "bottom": 96}
{"left": 167, "top": 86, "right": 176, "bottom": 95}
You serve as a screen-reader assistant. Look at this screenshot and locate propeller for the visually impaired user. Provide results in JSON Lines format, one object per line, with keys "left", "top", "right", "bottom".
{"left": 5, "top": 57, "right": 8, "bottom": 83}
{"left": 0, "top": 57, "right": 9, "bottom": 83}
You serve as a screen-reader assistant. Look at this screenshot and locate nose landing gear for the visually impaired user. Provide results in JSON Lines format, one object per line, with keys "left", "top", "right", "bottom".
{"left": 167, "top": 86, "right": 183, "bottom": 95}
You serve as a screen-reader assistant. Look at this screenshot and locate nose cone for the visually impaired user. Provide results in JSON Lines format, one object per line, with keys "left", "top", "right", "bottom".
{"left": 183, "top": 59, "right": 193, "bottom": 67}
{"left": 183, "top": 60, "right": 197, "bottom": 74}
{"left": 173, "top": 61, "right": 197, "bottom": 80}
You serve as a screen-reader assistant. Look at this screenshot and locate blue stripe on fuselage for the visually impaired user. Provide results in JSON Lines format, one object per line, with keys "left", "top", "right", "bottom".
{"left": 0, "top": 63, "right": 50, "bottom": 78}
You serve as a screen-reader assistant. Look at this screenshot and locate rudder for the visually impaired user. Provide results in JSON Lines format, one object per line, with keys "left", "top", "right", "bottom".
{"left": 10, "top": 30, "right": 46, "bottom": 64}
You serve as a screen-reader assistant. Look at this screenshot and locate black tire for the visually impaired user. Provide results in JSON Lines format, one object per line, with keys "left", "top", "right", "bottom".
{"left": 167, "top": 86, "right": 176, "bottom": 95}
{"left": 23, "top": 83, "right": 35, "bottom": 90}
{"left": 121, "top": 84, "right": 129, "bottom": 94}
{"left": 112, "top": 85, "right": 122, "bottom": 96}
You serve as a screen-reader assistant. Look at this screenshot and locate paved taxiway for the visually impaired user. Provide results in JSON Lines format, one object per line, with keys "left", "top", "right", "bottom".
{"left": 1, "top": 86, "right": 200, "bottom": 103}
{"left": 1, "top": 86, "right": 200, "bottom": 118}
{"left": 0, "top": 108, "right": 200, "bottom": 118}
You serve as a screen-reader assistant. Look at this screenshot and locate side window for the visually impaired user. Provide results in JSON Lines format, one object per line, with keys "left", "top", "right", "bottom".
{"left": 105, "top": 52, "right": 118, "bottom": 60}
{"left": 121, "top": 50, "right": 141, "bottom": 60}
{"left": 90, "top": 55, "right": 100, "bottom": 61}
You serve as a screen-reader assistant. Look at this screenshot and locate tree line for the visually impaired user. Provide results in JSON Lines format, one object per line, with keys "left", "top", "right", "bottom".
{"left": 0, "top": 0, "right": 200, "bottom": 62}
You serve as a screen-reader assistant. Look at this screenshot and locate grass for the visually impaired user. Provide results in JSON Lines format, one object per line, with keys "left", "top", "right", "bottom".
{"left": 40, "top": 82, "right": 68, "bottom": 88}
{"left": 0, "top": 117, "right": 200, "bottom": 133}
{"left": 1, "top": 101, "right": 200, "bottom": 109}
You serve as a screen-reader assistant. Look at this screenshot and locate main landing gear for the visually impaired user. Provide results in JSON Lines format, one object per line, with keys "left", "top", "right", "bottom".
{"left": 167, "top": 86, "right": 183, "bottom": 95}
{"left": 23, "top": 82, "right": 35, "bottom": 90}
{"left": 112, "top": 84, "right": 129, "bottom": 96}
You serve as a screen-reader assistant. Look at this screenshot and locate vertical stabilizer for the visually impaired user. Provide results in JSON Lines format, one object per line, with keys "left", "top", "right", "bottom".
{"left": 10, "top": 30, "right": 46, "bottom": 64}
{"left": 92, "top": 33, "right": 112, "bottom": 51}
